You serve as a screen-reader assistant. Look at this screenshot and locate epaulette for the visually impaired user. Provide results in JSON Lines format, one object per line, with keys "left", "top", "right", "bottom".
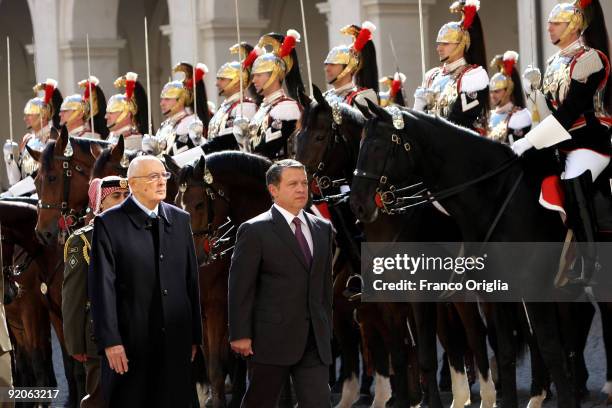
{"left": 269, "top": 100, "right": 301, "bottom": 121}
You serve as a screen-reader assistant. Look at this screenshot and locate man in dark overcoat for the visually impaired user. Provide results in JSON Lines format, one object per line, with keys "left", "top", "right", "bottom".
{"left": 89, "top": 155, "right": 202, "bottom": 407}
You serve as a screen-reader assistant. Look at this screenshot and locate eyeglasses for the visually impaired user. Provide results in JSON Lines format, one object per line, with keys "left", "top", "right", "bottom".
{"left": 130, "top": 171, "right": 171, "bottom": 183}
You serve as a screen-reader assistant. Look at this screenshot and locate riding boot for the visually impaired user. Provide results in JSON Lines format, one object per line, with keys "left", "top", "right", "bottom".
{"left": 562, "top": 171, "right": 600, "bottom": 286}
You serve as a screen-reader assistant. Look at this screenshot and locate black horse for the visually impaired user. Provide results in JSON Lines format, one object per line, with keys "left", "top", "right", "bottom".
{"left": 296, "top": 87, "right": 498, "bottom": 408}
{"left": 349, "top": 101, "right": 603, "bottom": 407}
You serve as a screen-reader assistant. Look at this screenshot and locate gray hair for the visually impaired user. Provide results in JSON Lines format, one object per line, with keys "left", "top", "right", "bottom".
{"left": 126, "top": 155, "right": 164, "bottom": 179}
{"left": 265, "top": 159, "right": 305, "bottom": 186}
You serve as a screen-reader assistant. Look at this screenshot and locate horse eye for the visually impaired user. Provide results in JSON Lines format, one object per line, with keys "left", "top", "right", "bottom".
{"left": 195, "top": 202, "right": 206, "bottom": 210}
{"left": 48, "top": 175, "right": 57, "bottom": 182}
{"left": 315, "top": 133, "right": 325, "bottom": 141}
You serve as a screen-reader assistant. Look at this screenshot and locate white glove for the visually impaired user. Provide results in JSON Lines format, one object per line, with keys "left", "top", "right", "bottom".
{"left": 188, "top": 120, "right": 204, "bottom": 146}
{"left": 413, "top": 87, "right": 434, "bottom": 111}
{"left": 141, "top": 134, "right": 161, "bottom": 155}
{"left": 511, "top": 137, "right": 533, "bottom": 156}
{"left": 522, "top": 66, "right": 541, "bottom": 94}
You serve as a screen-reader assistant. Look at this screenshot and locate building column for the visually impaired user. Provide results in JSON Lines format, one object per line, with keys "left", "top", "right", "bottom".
{"left": 198, "top": 0, "right": 268, "bottom": 105}
{"left": 59, "top": 39, "right": 126, "bottom": 95}
{"left": 27, "top": 0, "right": 61, "bottom": 84}
{"left": 362, "top": 0, "right": 436, "bottom": 105}
{"left": 316, "top": 0, "right": 362, "bottom": 52}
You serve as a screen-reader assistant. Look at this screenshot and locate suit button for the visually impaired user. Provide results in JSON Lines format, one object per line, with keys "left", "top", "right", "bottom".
{"left": 160, "top": 254, "right": 164, "bottom": 261}
{"left": 161, "top": 327, "right": 165, "bottom": 333}
{"left": 163, "top": 289, "right": 168, "bottom": 296}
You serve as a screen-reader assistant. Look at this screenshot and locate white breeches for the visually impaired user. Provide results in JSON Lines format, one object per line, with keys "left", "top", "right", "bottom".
{"left": 562, "top": 149, "right": 610, "bottom": 181}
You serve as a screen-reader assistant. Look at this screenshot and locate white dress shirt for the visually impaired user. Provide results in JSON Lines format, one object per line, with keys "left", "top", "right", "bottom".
{"left": 131, "top": 194, "right": 159, "bottom": 218}
{"left": 273, "top": 204, "right": 313, "bottom": 255}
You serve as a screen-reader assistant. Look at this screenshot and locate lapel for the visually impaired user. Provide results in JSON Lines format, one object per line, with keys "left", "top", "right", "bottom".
{"left": 269, "top": 206, "right": 309, "bottom": 272}
{"left": 123, "top": 196, "right": 150, "bottom": 229}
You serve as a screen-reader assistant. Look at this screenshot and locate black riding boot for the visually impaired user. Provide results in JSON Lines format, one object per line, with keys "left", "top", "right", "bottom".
{"left": 562, "top": 171, "right": 600, "bottom": 286}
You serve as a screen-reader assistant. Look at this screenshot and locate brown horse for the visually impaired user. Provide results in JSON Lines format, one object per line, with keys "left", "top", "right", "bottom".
{"left": 0, "top": 199, "right": 78, "bottom": 403}
{"left": 166, "top": 151, "right": 273, "bottom": 408}
{"left": 28, "top": 129, "right": 110, "bottom": 245}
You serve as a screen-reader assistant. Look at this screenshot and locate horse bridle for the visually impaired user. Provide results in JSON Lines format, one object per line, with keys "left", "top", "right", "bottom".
{"left": 353, "top": 112, "right": 524, "bottom": 243}
{"left": 352, "top": 119, "right": 421, "bottom": 215}
{"left": 311, "top": 103, "right": 358, "bottom": 196}
{"left": 179, "top": 168, "right": 235, "bottom": 265}
{"left": 37, "top": 153, "right": 90, "bottom": 239}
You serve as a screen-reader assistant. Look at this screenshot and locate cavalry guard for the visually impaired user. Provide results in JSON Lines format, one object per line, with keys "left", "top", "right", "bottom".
{"left": 3, "top": 79, "right": 62, "bottom": 196}
{"left": 512, "top": 0, "right": 612, "bottom": 285}
{"left": 245, "top": 29, "right": 305, "bottom": 160}
{"left": 59, "top": 76, "right": 109, "bottom": 140}
{"left": 323, "top": 21, "right": 379, "bottom": 107}
{"left": 62, "top": 176, "right": 130, "bottom": 408}
{"left": 105, "top": 72, "right": 149, "bottom": 152}
{"left": 379, "top": 72, "right": 407, "bottom": 108}
{"left": 206, "top": 42, "right": 258, "bottom": 151}
{"left": 487, "top": 51, "right": 532, "bottom": 144}
{"left": 413, "top": 0, "right": 490, "bottom": 133}
{"left": 151, "top": 63, "right": 210, "bottom": 156}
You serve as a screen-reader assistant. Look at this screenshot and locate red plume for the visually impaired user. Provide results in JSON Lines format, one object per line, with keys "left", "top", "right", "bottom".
{"left": 462, "top": 0, "right": 480, "bottom": 31}
{"left": 579, "top": 0, "right": 593, "bottom": 9}
{"left": 43, "top": 79, "right": 57, "bottom": 105}
{"left": 390, "top": 72, "right": 405, "bottom": 98}
{"left": 125, "top": 72, "right": 138, "bottom": 100}
{"left": 186, "top": 63, "right": 209, "bottom": 89}
{"left": 195, "top": 63, "right": 208, "bottom": 84}
{"left": 502, "top": 51, "right": 518, "bottom": 76}
{"left": 82, "top": 76, "right": 99, "bottom": 101}
{"left": 279, "top": 29, "right": 300, "bottom": 59}
{"left": 243, "top": 47, "right": 262, "bottom": 69}
{"left": 353, "top": 21, "right": 376, "bottom": 53}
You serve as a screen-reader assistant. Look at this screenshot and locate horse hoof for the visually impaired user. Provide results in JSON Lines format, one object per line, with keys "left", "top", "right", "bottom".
{"left": 526, "top": 390, "right": 546, "bottom": 408}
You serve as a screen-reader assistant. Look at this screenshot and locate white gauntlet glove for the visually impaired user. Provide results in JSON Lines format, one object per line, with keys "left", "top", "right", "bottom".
{"left": 510, "top": 137, "right": 533, "bottom": 157}
{"left": 413, "top": 87, "right": 435, "bottom": 111}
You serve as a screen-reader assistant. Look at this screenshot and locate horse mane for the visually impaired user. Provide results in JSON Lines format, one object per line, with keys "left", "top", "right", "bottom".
{"left": 40, "top": 137, "right": 111, "bottom": 172}
{"left": 406, "top": 109, "right": 514, "bottom": 159}
{"left": 92, "top": 147, "right": 138, "bottom": 177}
{"left": 179, "top": 151, "right": 272, "bottom": 185}
{"left": 304, "top": 99, "right": 366, "bottom": 129}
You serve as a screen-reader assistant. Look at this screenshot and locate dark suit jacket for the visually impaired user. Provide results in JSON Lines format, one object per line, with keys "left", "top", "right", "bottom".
{"left": 228, "top": 205, "right": 333, "bottom": 366}
{"left": 89, "top": 196, "right": 202, "bottom": 404}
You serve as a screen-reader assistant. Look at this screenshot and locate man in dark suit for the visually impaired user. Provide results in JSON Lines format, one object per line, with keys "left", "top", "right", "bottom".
{"left": 89, "top": 155, "right": 202, "bottom": 407}
{"left": 228, "top": 159, "right": 333, "bottom": 408}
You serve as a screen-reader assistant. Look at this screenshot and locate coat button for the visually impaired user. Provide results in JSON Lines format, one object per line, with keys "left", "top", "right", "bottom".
{"left": 163, "top": 289, "right": 168, "bottom": 296}
{"left": 161, "top": 327, "right": 165, "bottom": 333}
{"left": 160, "top": 254, "right": 164, "bottom": 261}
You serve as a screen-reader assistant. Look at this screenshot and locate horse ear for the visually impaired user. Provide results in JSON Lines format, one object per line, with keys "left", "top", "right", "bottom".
{"left": 54, "top": 126, "right": 68, "bottom": 155}
{"left": 110, "top": 135, "right": 125, "bottom": 163}
{"left": 366, "top": 99, "right": 392, "bottom": 123}
{"left": 297, "top": 88, "right": 312, "bottom": 109}
{"left": 26, "top": 145, "right": 41, "bottom": 162}
{"left": 90, "top": 143, "right": 103, "bottom": 159}
{"left": 312, "top": 84, "right": 329, "bottom": 109}
{"left": 195, "top": 155, "right": 207, "bottom": 179}
{"left": 354, "top": 101, "right": 372, "bottom": 119}
{"left": 163, "top": 154, "right": 181, "bottom": 177}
